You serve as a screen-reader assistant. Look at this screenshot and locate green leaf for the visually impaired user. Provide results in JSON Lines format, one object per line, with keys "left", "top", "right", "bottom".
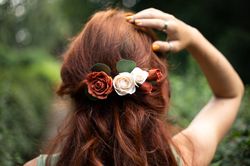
{"left": 91, "top": 63, "right": 111, "bottom": 75}
{"left": 116, "top": 59, "right": 136, "bottom": 73}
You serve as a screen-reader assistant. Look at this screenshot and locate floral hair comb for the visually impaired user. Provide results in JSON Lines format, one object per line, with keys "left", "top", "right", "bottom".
{"left": 83, "top": 59, "right": 163, "bottom": 100}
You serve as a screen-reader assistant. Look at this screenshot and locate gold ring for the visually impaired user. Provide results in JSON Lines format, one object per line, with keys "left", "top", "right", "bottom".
{"left": 168, "top": 41, "right": 173, "bottom": 52}
{"left": 162, "top": 21, "right": 168, "bottom": 32}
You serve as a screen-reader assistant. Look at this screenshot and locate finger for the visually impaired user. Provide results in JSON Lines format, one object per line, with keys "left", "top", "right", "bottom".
{"left": 126, "top": 8, "right": 173, "bottom": 22}
{"left": 134, "top": 19, "right": 175, "bottom": 33}
{"left": 152, "top": 41, "right": 181, "bottom": 53}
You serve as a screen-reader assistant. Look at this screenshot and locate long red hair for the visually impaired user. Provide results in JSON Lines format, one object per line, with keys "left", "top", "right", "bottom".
{"left": 46, "top": 9, "right": 179, "bottom": 166}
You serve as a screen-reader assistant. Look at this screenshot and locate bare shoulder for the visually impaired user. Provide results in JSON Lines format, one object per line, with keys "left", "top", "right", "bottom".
{"left": 24, "top": 157, "right": 38, "bottom": 166}
{"left": 172, "top": 129, "right": 216, "bottom": 166}
{"left": 172, "top": 132, "right": 193, "bottom": 166}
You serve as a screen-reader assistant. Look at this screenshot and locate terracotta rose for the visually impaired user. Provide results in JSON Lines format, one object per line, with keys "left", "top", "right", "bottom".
{"left": 139, "top": 82, "right": 153, "bottom": 94}
{"left": 84, "top": 71, "right": 113, "bottom": 99}
{"left": 138, "top": 68, "right": 163, "bottom": 94}
{"left": 147, "top": 69, "right": 163, "bottom": 82}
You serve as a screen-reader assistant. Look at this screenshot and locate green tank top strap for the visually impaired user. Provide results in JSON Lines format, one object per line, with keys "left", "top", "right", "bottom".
{"left": 171, "top": 145, "right": 183, "bottom": 166}
{"left": 37, "top": 153, "right": 59, "bottom": 166}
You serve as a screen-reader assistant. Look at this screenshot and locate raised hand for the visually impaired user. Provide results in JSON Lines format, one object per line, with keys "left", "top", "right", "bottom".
{"left": 126, "top": 8, "right": 197, "bottom": 53}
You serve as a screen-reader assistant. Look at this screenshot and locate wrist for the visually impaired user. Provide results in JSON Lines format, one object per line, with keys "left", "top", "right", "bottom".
{"left": 186, "top": 27, "right": 203, "bottom": 52}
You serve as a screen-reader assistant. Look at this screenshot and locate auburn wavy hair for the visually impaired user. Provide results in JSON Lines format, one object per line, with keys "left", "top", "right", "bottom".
{"left": 46, "top": 9, "right": 180, "bottom": 166}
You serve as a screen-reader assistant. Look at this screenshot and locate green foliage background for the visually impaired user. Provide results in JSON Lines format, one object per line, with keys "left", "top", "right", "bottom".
{"left": 169, "top": 58, "right": 250, "bottom": 166}
{"left": 0, "top": 46, "right": 60, "bottom": 165}
{"left": 0, "top": 0, "right": 249, "bottom": 165}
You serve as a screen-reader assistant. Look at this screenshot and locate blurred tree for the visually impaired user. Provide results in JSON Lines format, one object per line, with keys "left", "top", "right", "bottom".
{"left": 0, "top": 0, "right": 69, "bottom": 52}
{"left": 0, "top": 0, "right": 62, "bottom": 165}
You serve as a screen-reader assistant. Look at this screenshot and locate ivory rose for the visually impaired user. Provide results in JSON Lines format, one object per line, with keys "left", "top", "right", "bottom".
{"left": 113, "top": 72, "right": 136, "bottom": 96}
{"left": 131, "top": 67, "right": 149, "bottom": 86}
{"left": 84, "top": 71, "right": 113, "bottom": 99}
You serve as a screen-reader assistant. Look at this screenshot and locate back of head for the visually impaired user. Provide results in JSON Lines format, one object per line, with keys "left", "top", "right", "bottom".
{"left": 49, "top": 9, "right": 177, "bottom": 166}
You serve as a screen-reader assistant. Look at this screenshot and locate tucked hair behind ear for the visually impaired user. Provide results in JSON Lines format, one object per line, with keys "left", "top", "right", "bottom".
{"left": 46, "top": 9, "right": 179, "bottom": 166}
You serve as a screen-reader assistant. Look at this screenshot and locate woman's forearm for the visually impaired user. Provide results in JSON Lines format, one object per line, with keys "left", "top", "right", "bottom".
{"left": 187, "top": 28, "right": 244, "bottom": 98}
{"left": 129, "top": 8, "right": 245, "bottom": 165}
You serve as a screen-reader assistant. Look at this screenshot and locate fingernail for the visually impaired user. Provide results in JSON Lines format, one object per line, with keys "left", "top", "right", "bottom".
{"left": 135, "top": 19, "right": 142, "bottom": 25}
{"left": 152, "top": 44, "right": 160, "bottom": 51}
{"left": 126, "top": 16, "right": 134, "bottom": 22}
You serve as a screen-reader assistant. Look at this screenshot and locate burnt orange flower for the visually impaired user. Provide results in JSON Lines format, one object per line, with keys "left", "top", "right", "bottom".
{"left": 139, "top": 82, "right": 153, "bottom": 94}
{"left": 147, "top": 69, "right": 163, "bottom": 82}
{"left": 84, "top": 71, "right": 113, "bottom": 99}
